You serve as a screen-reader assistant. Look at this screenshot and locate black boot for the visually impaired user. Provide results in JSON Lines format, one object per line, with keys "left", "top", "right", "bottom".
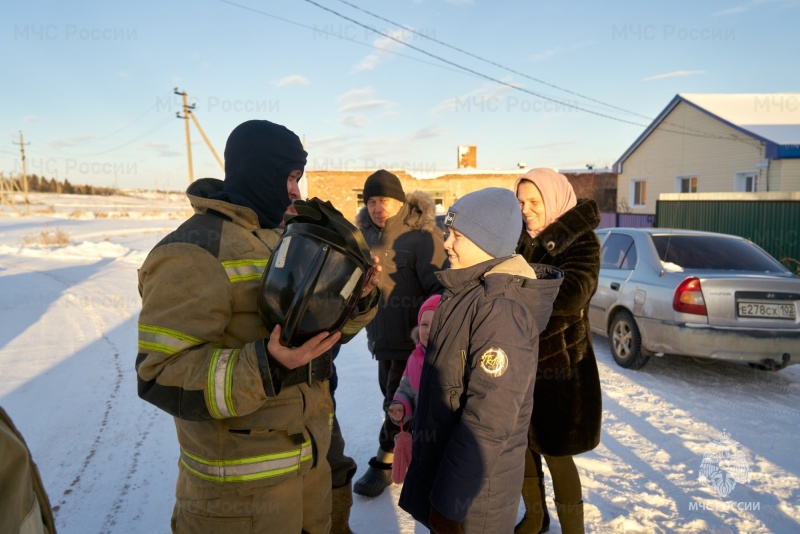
{"left": 353, "top": 454, "right": 393, "bottom": 498}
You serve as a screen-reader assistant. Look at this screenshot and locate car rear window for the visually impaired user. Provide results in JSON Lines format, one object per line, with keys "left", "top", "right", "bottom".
{"left": 651, "top": 235, "right": 788, "bottom": 272}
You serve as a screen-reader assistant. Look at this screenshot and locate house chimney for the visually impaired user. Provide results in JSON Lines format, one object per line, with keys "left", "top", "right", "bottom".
{"left": 457, "top": 145, "right": 477, "bottom": 169}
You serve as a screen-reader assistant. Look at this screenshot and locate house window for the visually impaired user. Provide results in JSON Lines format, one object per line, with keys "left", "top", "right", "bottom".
{"left": 630, "top": 179, "right": 646, "bottom": 207}
{"left": 676, "top": 175, "right": 698, "bottom": 193}
{"left": 734, "top": 171, "right": 759, "bottom": 192}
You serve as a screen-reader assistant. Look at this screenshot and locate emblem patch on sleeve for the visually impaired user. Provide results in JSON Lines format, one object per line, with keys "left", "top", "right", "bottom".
{"left": 479, "top": 347, "right": 508, "bottom": 377}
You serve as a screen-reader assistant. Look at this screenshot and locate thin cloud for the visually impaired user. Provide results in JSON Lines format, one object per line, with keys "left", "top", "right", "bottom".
{"left": 338, "top": 99, "right": 395, "bottom": 113}
{"left": 444, "top": 0, "right": 474, "bottom": 4}
{"left": 528, "top": 41, "right": 594, "bottom": 63}
{"left": 46, "top": 135, "right": 96, "bottom": 150}
{"left": 338, "top": 87, "right": 375, "bottom": 103}
{"left": 141, "top": 141, "right": 180, "bottom": 158}
{"left": 521, "top": 140, "right": 576, "bottom": 150}
{"left": 306, "top": 133, "right": 362, "bottom": 148}
{"left": 351, "top": 28, "right": 413, "bottom": 72}
{"left": 409, "top": 126, "right": 446, "bottom": 140}
{"left": 712, "top": 0, "right": 779, "bottom": 16}
{"left": 431, "top": 79, "right": 519, "bottom": 116}
{"left": 274, "top": 75, "right": 310, "bottom": 87}
{"left": 642, "top": 70, "right": 705, "bottom": 81}
{"left": 23, "top": 115, "right": 40, "bottom": 122}
{"left": 117, "top": 70, "right": 130, "bottom": 78}
{"left": 341, "top": 115, "right": 370, "bottom": 128}
{"left": 530, "top": 49, "right": 558, "bottom": 62}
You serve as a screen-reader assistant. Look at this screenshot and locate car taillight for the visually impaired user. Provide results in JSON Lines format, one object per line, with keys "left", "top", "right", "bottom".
{"left": 673, "top": 277, "right": 707, "bottom": 315}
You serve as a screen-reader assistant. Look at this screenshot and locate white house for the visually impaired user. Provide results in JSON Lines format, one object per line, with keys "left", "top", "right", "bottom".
{"left": 613, "top": 93, "right": 800, "bottom": 214}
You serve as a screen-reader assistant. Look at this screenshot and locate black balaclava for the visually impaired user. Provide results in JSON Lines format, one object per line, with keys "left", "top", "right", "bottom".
{"left": 212, "top": 120, "right": 307, "bottom": 229}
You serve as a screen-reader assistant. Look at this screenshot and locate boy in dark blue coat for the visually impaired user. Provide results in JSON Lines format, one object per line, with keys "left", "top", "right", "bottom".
{"left": 399, "top": 187, "right": 563, "bottom": 533}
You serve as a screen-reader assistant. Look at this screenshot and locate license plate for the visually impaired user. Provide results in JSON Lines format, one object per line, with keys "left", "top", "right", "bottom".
{"left": 737, "top": 301, "right": 796, "bottom": 320}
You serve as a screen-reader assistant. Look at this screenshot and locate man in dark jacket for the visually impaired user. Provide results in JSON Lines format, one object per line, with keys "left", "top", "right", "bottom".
{"left": 399, "top": 187, "right": 563, "bottom": 533}
{"left": 353, "top": 170, "right": 448, "bottom": 497}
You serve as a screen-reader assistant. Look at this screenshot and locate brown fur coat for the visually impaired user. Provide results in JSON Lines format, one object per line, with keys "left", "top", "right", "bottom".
{"left": 516, "top": 198, "right": 602, "bottom": 456}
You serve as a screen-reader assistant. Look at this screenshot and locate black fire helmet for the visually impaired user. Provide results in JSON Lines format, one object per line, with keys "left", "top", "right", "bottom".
{"left": 258, "top": 198, "right": 374, "bottom": 347}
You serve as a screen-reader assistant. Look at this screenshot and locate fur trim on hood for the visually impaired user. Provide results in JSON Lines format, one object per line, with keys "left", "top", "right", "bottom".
{"left": 355, "top": 190, "right": 438, "bottom": 232}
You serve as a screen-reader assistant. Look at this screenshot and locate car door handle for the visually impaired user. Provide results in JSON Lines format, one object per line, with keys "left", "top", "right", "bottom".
{"left": 610, "top": 282, "right": 620, "bottom": 291}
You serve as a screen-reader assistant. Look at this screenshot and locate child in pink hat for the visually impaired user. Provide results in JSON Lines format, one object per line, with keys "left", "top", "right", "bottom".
{"left": 387, "top": 294, "right": 441, "bottom": 484}
{"left": 388, "top": 294, "right": 442, "bottom": 427}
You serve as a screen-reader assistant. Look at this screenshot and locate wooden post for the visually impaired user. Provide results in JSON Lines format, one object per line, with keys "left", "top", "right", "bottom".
{"left": 13, "top": 131, "right": 30, "bottom": 214}
{"left": 175, "top": 88, "right": 195, "bottom": 184}
{"left": 189, "top": 112, "right": 224, "bottom": 170}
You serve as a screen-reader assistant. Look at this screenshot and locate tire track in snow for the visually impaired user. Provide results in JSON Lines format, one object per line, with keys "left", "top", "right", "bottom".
{"left": 99, "top": 407, "right": 159, "bottom": 534}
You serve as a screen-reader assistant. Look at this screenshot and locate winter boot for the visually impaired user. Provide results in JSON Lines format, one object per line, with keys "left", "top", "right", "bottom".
{"left": 330, "top": 482, "right": 355, "bottom": 534}
{"left": 555, "top": 500, "right": 584, "bottom": 534}
{"left": 515, "top": 475, "right": 550, "bottom": 533}
{"left": 353, "top": 449, "right": 393, "bottom": 498}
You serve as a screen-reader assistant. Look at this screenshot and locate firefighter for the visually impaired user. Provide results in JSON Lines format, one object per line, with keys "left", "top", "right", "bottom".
{"left": 136, "top": 120, "right": 380, "bottom": 533}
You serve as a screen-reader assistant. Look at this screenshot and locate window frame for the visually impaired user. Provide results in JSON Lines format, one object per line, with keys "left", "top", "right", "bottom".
{"left": 630, "top": 179, "right": 647, "bottom": 208}
{"left": 733, "top": 170, "right": 760, "bottom": 192}
{"left": 675, "top": 174, "right": 698, "bottom": 193}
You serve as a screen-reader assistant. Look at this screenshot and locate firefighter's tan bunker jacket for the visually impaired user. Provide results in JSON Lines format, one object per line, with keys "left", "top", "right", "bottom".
{"left": 136, "top": 179, "right": 376, "bottom": 515}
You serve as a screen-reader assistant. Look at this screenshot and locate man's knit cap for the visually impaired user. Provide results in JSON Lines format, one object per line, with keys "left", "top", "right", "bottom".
{"left": 363, "top": 169, "right": 406, "bottom": 203}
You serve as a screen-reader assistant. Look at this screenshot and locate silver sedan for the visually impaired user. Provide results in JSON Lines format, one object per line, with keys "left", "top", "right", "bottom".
{"left": 589, "top": 228, "right": 800, "bottom": 371}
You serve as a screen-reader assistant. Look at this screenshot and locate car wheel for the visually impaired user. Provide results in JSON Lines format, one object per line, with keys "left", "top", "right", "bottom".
{"left": 609, "top": 311, "right": 650, "bottom": 370}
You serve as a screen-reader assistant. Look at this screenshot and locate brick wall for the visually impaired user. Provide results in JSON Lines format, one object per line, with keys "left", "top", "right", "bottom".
{"left": 306, "top": 170, "right": 617, "bottom": 223}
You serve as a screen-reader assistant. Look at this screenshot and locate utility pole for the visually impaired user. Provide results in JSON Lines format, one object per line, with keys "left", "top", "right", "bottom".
{"left": 189, "top": 113, "right": 224, "bottom": 170}
{"left": 12, "top": 131, "right": 30, "bottom": 215}
{"left": 174, "top": 88, "right": 225, "bottom": 184}
{"left": 175, "top": 88, "right": 195, "bottom": 184}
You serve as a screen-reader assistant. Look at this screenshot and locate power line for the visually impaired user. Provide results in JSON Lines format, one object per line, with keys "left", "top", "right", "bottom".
{"left": 215, "top": 0, "right": 473, "bottom": 78}
{"left": 299, "top": 0, "right": 651, "bottom": 127}
{"left": 213, "top": 0, "right": 759, "bottom": 146}
{"left": 298, "top": 0, "right": 760, "bottom": 144}
{"left": 74, "top": 116, "right": 174, "bottom": 158}
{"left": 89, "top": 97, "right": 166, "bottom": 142}
{"left": 332, "top": 0, "right": 649, "bottom": 120}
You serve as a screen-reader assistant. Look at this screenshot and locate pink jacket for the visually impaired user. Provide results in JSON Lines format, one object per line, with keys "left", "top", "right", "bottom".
{"left": 392, "top": 343, "right": 425, "bottom": 425}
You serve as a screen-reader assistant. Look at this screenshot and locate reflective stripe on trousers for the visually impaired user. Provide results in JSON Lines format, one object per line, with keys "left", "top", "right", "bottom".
{"left": 180, "top": 441, "right": 314, "bottom": 483}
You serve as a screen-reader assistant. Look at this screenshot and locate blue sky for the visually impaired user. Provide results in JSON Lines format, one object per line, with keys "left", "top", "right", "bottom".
{"left": 2, "top": 0, "right": 799, "bottom": 190}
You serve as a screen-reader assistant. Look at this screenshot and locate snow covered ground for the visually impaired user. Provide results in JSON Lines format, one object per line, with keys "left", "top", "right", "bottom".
{"left": 1, "top": 192, "right": 799, "bottom": 533}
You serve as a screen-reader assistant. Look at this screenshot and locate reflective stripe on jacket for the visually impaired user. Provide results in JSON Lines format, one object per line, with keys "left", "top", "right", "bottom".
{"left": 136, "top": 178, "right": 374, "bottom": 498}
